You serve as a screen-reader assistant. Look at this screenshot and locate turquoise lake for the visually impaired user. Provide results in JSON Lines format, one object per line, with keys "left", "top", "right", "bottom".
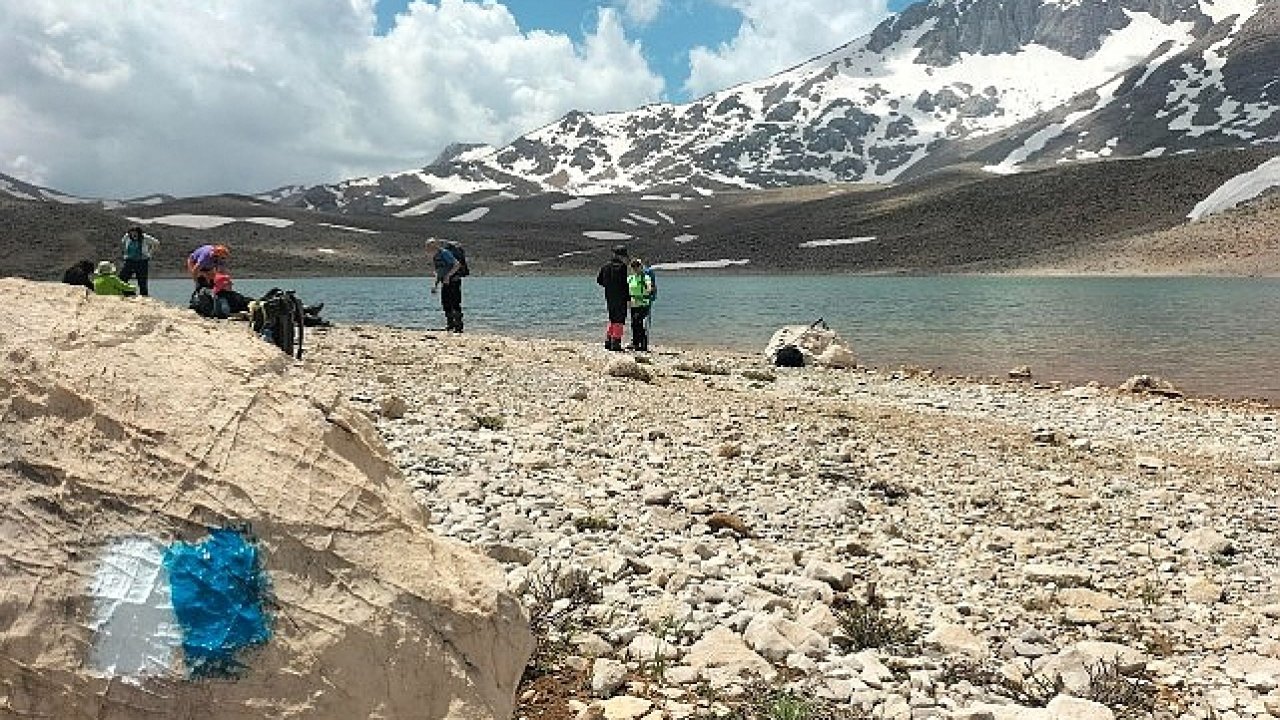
{"left": 150, "top": 275, "right": 1280, "bottom": 403}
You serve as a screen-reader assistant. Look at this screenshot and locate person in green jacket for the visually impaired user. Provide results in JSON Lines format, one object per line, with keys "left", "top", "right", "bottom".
{"left": 92, "top": 261, "right": 137, "bottom": 297}
{"left": 627, "top": 257, "right": 653, "bottom": 352}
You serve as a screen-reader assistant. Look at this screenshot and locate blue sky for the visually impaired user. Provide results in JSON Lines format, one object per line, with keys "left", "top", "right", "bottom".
{"left": 374, "top": 0, "right": 911, "bottom": 101}
{"left": 2, "top": 0, "right": 915, "bottom": 196}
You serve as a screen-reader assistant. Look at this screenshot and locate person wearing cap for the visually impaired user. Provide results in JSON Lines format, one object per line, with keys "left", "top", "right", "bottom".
{"left": 596, "top": 245, "right": 630, "bottom": 351}
{"left": 119, "top": 226, "right": 160, "bottom": 296}
{"left": 91, "top": 261, "right": 137, "bottom": 297}
{"left": 187, "top": 244, "right": 229, "bottom": 288}
{"left": 425, "top": 238, "right": 465, "bottom": 332}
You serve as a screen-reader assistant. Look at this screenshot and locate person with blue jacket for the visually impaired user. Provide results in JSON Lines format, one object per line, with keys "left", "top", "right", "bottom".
{"left": 425, "top": 238, "right": 464, "bottom": 332}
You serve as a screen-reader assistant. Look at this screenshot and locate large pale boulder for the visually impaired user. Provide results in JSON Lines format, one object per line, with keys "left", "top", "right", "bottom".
{"left": 763, "top": 323, "right": 857, "bottom": 368}
{"left": 0, "top": 280, "right": 531, "bottom": 719}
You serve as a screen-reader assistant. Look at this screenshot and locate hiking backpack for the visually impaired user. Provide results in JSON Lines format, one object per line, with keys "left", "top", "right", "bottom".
{"left": 250, "top": 288, "right": 305, "bottom": 359}
{"left": 189, "top": 287, "right": 229, "bottom": 319}
{"left": 643, "top": 266, "right": 657, "bottom": 301}
{"left": 443, "top": 241, "right": 470, "bottom": 278}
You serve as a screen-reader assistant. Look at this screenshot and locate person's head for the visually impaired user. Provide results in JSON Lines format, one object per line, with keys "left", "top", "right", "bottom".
{"left": 425, "top": 238, "right": 441, "bottom": 254}
{"left": 212, "top": 245, "right": 229, "bottom": 259}
{"left": 629, "top": 258, "right": 644, "bottom": 273}
{"left": 95, "top": 260, "right": 117, "bottom": 276}
{"left": 613, "top": 245, "right": 629, "bottom": 259}
{"left": 128, "top": 226, "right": 143, "bottom": 239}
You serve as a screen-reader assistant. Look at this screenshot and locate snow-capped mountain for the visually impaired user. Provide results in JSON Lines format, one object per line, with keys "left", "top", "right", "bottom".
{"left": 329, "top": 0, "right": 1274, "bottom": 205}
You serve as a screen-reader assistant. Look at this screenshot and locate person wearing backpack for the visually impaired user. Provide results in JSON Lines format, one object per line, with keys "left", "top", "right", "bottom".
{"left": 426, "top": 237, "right": 466, "bottom": 333}
{"left": 627, "top": 257, "right": 654, "bottom": 351}
{"left": 119, "top": 226, "right": 160, "bottom": 296}
{"left": 596, "top": 245, "right": 629, "bottom": 351}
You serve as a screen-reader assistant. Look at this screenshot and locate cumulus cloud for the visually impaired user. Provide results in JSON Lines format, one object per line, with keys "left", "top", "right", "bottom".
{"left": 0, "top": 0, "right": 664, "bottom": 197}
{"left": 684, "top": 0, "right": 891, "bottom": 99}
{"left": 617, "top": 0, "right": 664, "bottom": 26}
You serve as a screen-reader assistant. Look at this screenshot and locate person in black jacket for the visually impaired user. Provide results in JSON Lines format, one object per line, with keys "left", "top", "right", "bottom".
{"left": 596, "top": 245, "right": 630, "bottom": 351}
{"left": 61, "top": 260, "right": 95, "bottom": 290}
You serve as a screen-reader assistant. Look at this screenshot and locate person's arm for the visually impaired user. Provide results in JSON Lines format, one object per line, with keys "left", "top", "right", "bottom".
{"left": 109, "top": 276, "right": 136, "bottom": 296}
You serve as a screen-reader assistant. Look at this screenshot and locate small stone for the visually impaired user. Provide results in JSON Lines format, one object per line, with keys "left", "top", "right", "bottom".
{"left": 1180, "top": 527, "right": 1234, "bottom": 555}
{"left": 643, "top": 488, "right": 675, "bottom": 506}
{"left": 1064, "top": 606, "right": 1104, "bottom": 625}
{"left": 1135, "top": 455, "right": 1165, "bottom": 472}
{"left": 925, "top": 624, "right": 990, "bottom": 660}
{"left": 591, "top": 658, "right": 627, "bottom": 698}
{"left": 1046, "top": 694, "right": 1115, "bottom": 719}
{"left": 1185, "top": 576, "right": 1223, "bottom": 604}
{"left": 1022, "top": 563, "right": 1092, "bottom": 587}
{"left": 1008, "top": 365, "right": 1032, "bottom": 380}
{"left": 706, "top": 512, "right": 754, "bottom": 538}
{"left": 380, "top": 394, "right": 408, "bottom": 418}
{"left": 599, "top": 696, "right": 653, "bottom": 720}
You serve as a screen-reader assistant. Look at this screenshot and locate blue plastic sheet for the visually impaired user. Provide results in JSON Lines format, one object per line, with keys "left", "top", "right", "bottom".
{"left": 163, "top": 528, "right": 272, "bottom": 677}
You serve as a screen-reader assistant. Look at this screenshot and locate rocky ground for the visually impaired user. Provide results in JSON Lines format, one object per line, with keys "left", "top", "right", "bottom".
{"left": 307, "top": 325, "right": 1280, "bottom": 720}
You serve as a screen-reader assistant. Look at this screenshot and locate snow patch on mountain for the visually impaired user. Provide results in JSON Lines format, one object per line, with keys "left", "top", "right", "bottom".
{"left": 128, "top": 214, "right": 295, "bottom": 229}
{"left": 448, "top": 207, "right": 490, "bottom": 222}
{"left": 395, "top": 193, "right": 462, "bottom": 217}
{"left": 799, "top": 237, "right": 877, "bottom": 248}
{"left": 1189, "top": 155, "right": 1280, "bottom": 220}
{"left": 651, "top": 259, "right": 751, "bottom": 270}
{"left": 551, "top": 197, "right": 590, "bottom": 210}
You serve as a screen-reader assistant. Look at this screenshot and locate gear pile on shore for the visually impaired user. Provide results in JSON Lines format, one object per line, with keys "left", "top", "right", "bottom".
{"left": 308, "top": 325, "right": 1280, "bottom": 720}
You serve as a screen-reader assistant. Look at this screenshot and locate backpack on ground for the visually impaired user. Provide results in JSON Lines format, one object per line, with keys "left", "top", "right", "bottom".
{"left": 443, "top": 241, "right": 470, "bottom": 278}
{"left": 250, "top": 288, "right": 305, "bottom": 359}
{"left": 189, "top": 287, "right": 228, "bottom": 319}
{"left": 773, "top": 345, "right": 805, "bottom": 367}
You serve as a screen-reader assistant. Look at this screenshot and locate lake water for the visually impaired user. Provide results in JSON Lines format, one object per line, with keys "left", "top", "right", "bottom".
{"left": 150, "top": 275, "right": 1280, "bottom": 403}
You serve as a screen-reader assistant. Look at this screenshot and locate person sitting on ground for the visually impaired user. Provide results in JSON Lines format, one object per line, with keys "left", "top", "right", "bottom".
{"left": 61, "top": 260, "right": 95, "bottom": 290}
{"left": 92, "top": 261, "right": 137, "bottom": 297}
{"left": 187, "top": 244, "right": 229, "bottom": 288}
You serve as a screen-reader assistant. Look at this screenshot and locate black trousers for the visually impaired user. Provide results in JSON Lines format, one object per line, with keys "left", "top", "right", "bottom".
{"left": 119, "top": 258, "right": 150, "bottom": 296}
{"left": 606, "top": 298, "right": 628, "bottom": 324}
{"left": 440, "top": 280, "right": 462, "bottom": 313}
{"left": 629, "top": 306, "right": 650, "bottom": 349}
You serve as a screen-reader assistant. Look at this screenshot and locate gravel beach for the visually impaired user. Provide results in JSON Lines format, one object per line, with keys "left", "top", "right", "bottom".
{"left": 307, "top": 325, "right": 1280, "bottom": 719}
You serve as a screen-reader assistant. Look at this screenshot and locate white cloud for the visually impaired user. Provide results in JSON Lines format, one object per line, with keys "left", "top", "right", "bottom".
{"left": 684, "top": 0, "right": 892, "bottom": 98}
{"left": 618, "top": 0, "right": 664, "bottom": 26}
{"left": 0, "top": 0, "right": 664, "bottom": 197}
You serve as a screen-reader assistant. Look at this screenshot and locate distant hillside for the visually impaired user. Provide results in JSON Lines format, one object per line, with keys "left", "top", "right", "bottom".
{"left": 3, "top": 148, "right": 1278, "bottom": 280}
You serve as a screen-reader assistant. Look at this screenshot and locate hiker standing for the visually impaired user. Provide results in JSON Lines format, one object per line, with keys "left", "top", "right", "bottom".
{"left": 61, "top": 260, "right": 95, "bottom": 290}
{"left": 627, "top": 258, "right": 654, "bottom": 351}
{"left": 92, "top": 261, "right": 137, "bottom": 296}
{"left": 119, "top": 226, "right": 160, "bottom": 296}
{"left": 187, "top": 244, "right": 229, "bottom": 288}
{"left": 596, "top": 245, "right": 629, "bottom": 351}
{"left": 426, "top": 238, "right": 464, "bottom": 333}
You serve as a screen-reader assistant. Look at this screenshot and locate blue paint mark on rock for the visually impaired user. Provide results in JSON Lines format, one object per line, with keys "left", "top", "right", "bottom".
{"left": 163, "top": 528, "right": 272, "bottom": 677}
